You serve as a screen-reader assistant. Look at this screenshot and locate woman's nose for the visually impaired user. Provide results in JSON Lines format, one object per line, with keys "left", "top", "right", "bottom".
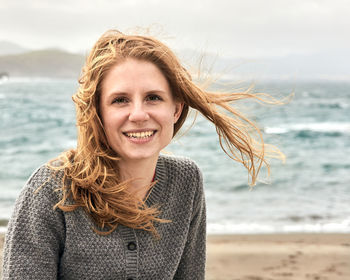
{"left": 128, "top": 102, "right": 150, "bottom": 122}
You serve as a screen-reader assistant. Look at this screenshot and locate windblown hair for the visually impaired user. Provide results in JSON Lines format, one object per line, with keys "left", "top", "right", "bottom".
{"left": 49, "top": 29, "right": 284, "bottom": 235}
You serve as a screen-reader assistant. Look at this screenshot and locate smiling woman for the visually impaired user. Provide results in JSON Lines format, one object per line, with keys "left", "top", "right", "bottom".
{"left": 99, "top": 58, "right": 184, "bottom": 200}
{"left": 2, "top": 29, "right": 284, "bottom": 280}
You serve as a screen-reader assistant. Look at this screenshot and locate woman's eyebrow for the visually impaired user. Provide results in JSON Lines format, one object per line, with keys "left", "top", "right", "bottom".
{"left": 107, "top": 89, "right": 167, "bottom": 97}
{"left": 108, "top": 91, "right": 129, "bottom": 96}
{"left": 145, "top": 89, "right": 167, "bottom": 94}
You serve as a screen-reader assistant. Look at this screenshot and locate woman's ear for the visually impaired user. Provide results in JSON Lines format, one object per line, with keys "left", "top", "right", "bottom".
{"left": 174, "top": 102, "right": 184, "bottom": 123}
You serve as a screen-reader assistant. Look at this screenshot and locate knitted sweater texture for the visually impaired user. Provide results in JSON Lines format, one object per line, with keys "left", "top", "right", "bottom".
{"left": 3, "top": 155, "right": 206, "bottom": 279}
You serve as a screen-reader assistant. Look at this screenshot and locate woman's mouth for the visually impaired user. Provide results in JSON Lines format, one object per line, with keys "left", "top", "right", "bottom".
{"left": 123, "top": 130, "right": 156, "bottom": 139}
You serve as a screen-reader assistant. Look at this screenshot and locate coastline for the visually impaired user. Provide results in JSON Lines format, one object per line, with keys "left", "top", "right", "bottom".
{"left": 1, "top": 233, "right": 349, "bottom": 279}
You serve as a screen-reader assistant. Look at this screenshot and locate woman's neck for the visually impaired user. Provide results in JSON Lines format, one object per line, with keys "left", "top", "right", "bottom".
{"left": 117, "top": 156, "right": 158, "bottom": 199}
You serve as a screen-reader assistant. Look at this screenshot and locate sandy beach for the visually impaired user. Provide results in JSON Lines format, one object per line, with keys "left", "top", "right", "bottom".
{"left": 1, "top": 233, "right": 349, "bottom": 279}
{"left": 206, "top": 234, "right": 350, "bottom": 280}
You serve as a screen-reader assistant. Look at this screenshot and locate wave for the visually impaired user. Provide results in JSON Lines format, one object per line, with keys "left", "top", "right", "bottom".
{"left": 207, "top": 217, "right": 350, "bottom": 234}
{"left": 265, "top": 122, "right": 350, "bottom": 135}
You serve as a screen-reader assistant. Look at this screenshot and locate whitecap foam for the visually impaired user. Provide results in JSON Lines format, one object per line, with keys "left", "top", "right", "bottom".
{"left": 207, "top": 217, "right": 350, "bottom": 234}
{"left": 265, "top": 122, "right": 350, "bottom": 134}
{"left": 208, "top": 222, "right": 276, "bottom": 234}
{"left": 264, "top": 127, "right": 289, "bottom": 134}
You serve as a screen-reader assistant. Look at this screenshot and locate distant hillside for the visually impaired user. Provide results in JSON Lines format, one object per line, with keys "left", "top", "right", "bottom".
{"left": 0, "top": 41, "right": 29, "bottom": 55}
{"left": 0, "top": 49, "right": 85, "bottom": 78}
{"left": 178, "top": 48, "right": 350, "bottom": 81}
{"left": 0, "top": 43, "right": 349, "bottom": 81}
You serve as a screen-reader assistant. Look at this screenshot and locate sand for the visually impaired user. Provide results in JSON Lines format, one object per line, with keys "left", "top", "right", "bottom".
{"left": 206, "top": 234, "right": 350, "bottom": 280}
{"left": 1, "top": 233, "right": 349, "bottom": 279}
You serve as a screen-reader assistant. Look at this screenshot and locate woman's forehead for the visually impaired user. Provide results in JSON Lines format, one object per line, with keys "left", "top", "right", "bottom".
{"left": 100, "top": 58, "right": 171, "bottom": 97}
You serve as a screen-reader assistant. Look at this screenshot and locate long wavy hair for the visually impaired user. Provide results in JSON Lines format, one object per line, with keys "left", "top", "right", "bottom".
{"left": 49, "top": 29, "right": 285, "bottom": 235}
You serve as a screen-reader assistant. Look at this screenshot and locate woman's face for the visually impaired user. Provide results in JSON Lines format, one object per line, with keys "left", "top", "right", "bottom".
{"left": 99, "top": 58, "right": 183, "bottom": 164}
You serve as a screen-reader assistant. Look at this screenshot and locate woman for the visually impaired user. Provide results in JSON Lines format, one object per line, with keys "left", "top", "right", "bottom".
{"left": 3, "top": 30, "right": 284, "bottom": 279}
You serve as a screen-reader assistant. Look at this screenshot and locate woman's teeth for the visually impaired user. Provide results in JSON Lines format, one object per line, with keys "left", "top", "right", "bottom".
{"left": 125, "top": 131, "right": 155, "bottom": 139}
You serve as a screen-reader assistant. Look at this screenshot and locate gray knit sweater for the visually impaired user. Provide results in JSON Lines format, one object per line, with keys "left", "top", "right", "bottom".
{"left": 3, "top": 155, "right": 206, "bottom": 279}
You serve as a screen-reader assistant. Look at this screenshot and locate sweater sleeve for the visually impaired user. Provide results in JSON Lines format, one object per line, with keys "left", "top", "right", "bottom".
{"left": 174, "top": 164, "right": 206, "bottom": 280}
{"left": 2, "top": 166, "right": 65, "bottom": 279}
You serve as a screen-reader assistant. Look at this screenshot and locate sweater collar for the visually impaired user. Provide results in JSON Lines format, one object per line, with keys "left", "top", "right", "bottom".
{"left": 145, "top": 155, "right": 167, "bottom": 207}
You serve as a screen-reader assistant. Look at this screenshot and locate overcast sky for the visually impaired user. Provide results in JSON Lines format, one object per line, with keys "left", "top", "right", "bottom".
{"left": 0, "top": 0, "right": 349, "bottom": 59}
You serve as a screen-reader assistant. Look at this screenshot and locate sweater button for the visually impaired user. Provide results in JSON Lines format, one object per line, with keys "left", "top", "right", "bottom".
{"left": 127, "top": 241, "right": 137, "bottom": 251}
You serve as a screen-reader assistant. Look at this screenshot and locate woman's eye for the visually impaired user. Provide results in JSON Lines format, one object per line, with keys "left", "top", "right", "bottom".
{"left": 146, "top": 94, "right": 162, "bottom": 102}
{"left": 112, "top": 97, "right": 128, "bottom": 104}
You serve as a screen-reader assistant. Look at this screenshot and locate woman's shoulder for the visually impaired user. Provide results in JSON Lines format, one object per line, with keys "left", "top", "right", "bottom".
{"left": 22, "top": 161, "right": 65, "bottom": 198}
{"left": 157, "top": 155, "right": 204, "bottom": 207}
{"left": 6, "top": 162, "right": 66, "bottom": 232}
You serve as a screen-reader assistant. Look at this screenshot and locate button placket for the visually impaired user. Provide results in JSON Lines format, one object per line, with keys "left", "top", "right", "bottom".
{"left": 120, "top": 225, "right": 138, "bottom": 280}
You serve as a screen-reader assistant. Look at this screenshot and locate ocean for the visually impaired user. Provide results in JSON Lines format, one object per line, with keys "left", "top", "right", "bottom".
{"left": 0, "top": 78, "right": 349, "bottom": 234}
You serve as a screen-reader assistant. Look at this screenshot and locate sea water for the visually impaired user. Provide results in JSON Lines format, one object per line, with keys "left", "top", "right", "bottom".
{"left": 0, "top": 78, "right": 349, "bottom": 234}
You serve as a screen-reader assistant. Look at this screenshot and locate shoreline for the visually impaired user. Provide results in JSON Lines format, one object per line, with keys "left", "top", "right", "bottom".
{"left": 1, "top": 233, "right": 349, "bottom": 279}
